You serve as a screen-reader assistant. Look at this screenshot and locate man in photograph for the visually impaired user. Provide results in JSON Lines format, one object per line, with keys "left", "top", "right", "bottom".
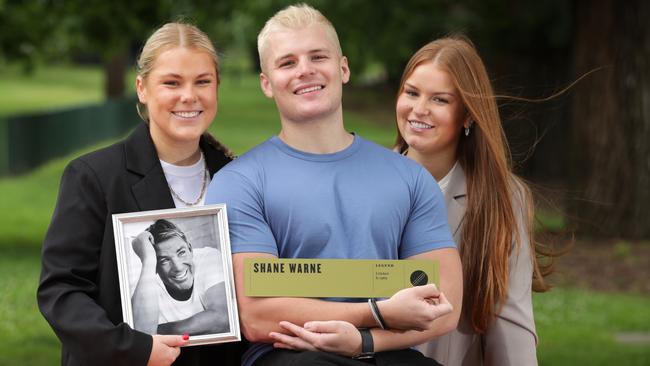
{"left": 131, "top": 219, "right": 230, "bottom": 336}
{"left": 206, "top": 4, "right": 462, "bottom": 365}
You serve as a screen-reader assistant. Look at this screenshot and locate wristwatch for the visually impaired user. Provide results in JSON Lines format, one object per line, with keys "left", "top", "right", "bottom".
{"left": 353, "top": 328, "right": 375, "bottom": 359}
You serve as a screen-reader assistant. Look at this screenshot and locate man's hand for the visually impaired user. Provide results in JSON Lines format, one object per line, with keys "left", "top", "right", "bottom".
{"left": 378, "top": 284, "right": 453, "bottom": 331}
{"left": 131, "top": 231, "right": 161, "bottom": 334}
{"left": 269, "top": 286, "right": 454, "bottom": 357}
{"left": 147, "top": 334, "right": 189, "bottom": 366}
{"left": 269, "top": 320, "right": 362, "bottom": 357}
{"left": 132, "top": 231, "right": 156, "bottom": 264}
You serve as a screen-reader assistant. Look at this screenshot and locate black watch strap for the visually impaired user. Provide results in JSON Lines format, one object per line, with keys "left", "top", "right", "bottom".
{"left": 354, "top": 328, "right": 374, "bottom": 359}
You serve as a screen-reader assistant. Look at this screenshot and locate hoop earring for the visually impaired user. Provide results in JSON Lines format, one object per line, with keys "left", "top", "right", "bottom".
{"left": 136, "top": 102, "right": 149, "bottom": 123}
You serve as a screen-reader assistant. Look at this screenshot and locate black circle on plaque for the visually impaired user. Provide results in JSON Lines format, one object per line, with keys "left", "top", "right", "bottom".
{"left": 410, "top": 270, "right": 428, "bottom": 286}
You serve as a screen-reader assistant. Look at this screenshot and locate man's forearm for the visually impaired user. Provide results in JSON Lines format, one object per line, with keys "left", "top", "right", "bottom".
{"left": 240, "top": 297, "right": 376, "bottom": 342}
{"left": 132, "top": 262, "right": 159, "bottom": 334}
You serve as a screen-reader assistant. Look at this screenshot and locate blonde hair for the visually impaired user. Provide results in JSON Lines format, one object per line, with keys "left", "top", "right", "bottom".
{"left": 136, "top": 22, "right": 220, "bottom": 122}
{"left": 395, "top": 36, "right": 552, "bottom": 333}
{"left": 257, "top": 3, "right": 341, "bottom": 71}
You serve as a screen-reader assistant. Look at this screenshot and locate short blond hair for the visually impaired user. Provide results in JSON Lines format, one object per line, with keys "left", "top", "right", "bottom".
{"left": 136, "top": 22, "right": 219, "bottom": 122}
{"left": 257, "top": 3, "right": 342, "bottom": 71}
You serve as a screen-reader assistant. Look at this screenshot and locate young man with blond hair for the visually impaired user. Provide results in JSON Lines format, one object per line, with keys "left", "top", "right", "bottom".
{"left": 206, "top": 4, "right": 462, "bottom": 365}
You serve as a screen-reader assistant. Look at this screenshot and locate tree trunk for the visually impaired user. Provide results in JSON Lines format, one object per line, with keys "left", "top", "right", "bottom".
{"left": 104, "top": 50, "right": 127, "bottom": 99}
{"left": 569, "top": 0, "right": 650, "bottom": 238}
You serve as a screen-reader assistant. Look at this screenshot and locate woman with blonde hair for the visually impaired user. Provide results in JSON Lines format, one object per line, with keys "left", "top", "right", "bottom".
{"left": 394, "top": 36, "right": 551, "bottom": 365}
{"left": 38, "top": 22, "right": 243, "bottom": 366}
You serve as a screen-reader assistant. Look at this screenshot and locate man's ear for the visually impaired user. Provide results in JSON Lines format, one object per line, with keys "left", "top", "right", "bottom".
{"left": 136, "top": 76, "right": 147, "bottom": 104}
{"left": 260, "top": 73, "right": 274, "bottom": 98}
{"left": 340, "top": 56, "right": 350, "bottom": 84}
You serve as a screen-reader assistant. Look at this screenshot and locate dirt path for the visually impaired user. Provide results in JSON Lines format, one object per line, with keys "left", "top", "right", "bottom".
{"left": 548, "top": 239, "right": 650, "bottom": 295}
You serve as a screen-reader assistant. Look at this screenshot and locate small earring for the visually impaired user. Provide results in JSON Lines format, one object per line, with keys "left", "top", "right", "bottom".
{"left": 465, "top": 121, "right": 474, "bottom": 136}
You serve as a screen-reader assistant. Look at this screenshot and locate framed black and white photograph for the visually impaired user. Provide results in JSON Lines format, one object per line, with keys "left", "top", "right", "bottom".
{"left": 112, "top": 204, "right": 239, "bottom": 346}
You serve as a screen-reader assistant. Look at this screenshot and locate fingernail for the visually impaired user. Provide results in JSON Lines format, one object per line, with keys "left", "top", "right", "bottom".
{"left": 182, "top": 333, "right": 189, "bottom": 340}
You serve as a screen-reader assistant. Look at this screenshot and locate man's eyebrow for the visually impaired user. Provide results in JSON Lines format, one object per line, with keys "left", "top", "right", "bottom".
{"left": 196, "top": 72, "right": 216, "bottom": 78}
{"left": 274, "top": 49, "right": 332, "bottom": 64}
{"left": 309, "top": 48, "right": 331, "bottom": 54}
{"left": 274, "top": 54, "right": 295, "bottom": 64}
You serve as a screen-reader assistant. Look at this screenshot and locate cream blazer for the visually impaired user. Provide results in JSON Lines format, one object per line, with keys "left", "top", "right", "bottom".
{"left": 417, "top": 165, "right": 538, "bottom": 366}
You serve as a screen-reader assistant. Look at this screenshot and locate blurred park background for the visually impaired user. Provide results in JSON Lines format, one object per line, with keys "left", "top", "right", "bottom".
{"left": 1, "top": 0, "right": 649, "bottom": 365}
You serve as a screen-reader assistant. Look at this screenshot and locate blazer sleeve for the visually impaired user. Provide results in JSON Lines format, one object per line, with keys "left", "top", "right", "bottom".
{"left": 482, "top": 184, "right": 538, "bottom": 366}
{"left": 37, "top": 158, "right": 152, "bottom": 366}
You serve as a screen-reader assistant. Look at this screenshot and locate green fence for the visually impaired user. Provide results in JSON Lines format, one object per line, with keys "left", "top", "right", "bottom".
{"left": 0, "top": 96, "right": 139, "bottom": 176}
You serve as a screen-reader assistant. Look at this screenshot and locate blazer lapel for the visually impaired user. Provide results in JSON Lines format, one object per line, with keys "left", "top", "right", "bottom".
{"left": 124, "top": 123, "right": 175, "bottom": 211}
{"left": 445, "top": 164, "right": 468, "bottom": 238}
{"left": 200, "top": 135, "right": 231, "bottom": 177}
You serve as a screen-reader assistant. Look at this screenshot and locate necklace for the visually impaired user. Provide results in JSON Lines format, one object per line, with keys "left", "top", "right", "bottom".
{"left": 167, "top": 157, "right": 209, "bottom": 206}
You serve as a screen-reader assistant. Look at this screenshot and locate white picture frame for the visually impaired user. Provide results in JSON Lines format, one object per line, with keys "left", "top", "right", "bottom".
{"left": 112, "top": 204, "right": 240, "bottom": 346}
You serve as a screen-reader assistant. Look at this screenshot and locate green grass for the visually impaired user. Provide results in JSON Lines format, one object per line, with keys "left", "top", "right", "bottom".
{"left": 535, "top": 288, "right": 650, "bottom": 365}
{"left": 0, "top": 64, "right": 106, "bottom": 116}
{"left": 1, "top": 64, "right": 648, "bottom": 365}
{"left": 0, "top": 248, "right": 60, "bottom": 366}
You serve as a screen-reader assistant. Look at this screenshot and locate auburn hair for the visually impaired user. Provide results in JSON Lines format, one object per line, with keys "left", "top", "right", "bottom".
{"left": 395, "top": 36, "right": 551, "bottom": 333}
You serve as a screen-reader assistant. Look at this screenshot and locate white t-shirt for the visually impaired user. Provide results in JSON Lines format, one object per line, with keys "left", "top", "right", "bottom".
{"left": 156, "top": 247, "right": 224, "bottom": 324}
{"left": 160, "top": 153, "right": 211, "bottom": 207}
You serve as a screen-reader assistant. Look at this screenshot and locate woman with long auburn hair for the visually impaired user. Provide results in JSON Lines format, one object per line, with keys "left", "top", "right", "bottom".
{"left": 394, "top": 36, "right": 551, "bottom": 365}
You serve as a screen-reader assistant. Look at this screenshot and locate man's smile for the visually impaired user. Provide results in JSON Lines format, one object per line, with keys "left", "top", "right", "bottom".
{"left": 294, "top": 85, "right": 324, "bottom": 95}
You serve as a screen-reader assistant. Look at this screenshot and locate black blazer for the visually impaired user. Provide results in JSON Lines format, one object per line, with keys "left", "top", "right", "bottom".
{"left": 37, "top": 123, "right": 245, "bottom": 366}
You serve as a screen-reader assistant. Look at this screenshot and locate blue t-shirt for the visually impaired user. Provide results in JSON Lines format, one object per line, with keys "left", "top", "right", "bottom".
{"left": 206, "top": 135, "right": 455, "bottom": 259}
{"left": 205, "top": 135, "right": 456, "bottom": 365}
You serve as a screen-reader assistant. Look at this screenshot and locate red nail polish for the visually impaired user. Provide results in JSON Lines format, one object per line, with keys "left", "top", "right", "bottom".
{"left": 182, "top": 333, "right": 189, "bottom": 340}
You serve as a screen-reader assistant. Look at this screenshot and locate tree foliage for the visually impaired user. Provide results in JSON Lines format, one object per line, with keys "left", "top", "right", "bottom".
{"left": 2, "top": 0, "right": 573, "bottom": 92}
{"left": 2, "top": 0, "right": 647, "bottom": 237}
{"left": 0, "top": 0, "right": 240, "bottom": 97}
{"left": 0, "top": 0, "right": 61, "bottom": 70}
